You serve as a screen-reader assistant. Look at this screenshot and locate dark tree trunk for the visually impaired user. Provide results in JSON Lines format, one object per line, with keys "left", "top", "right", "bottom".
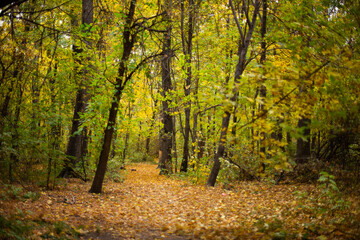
{"left": 190, "top": 13, "right": 203, "bottom": 164}
{"left": 207, "top": 112, "right": 231, "bottom": 186}
{"left": 259, "top": 0, "right": 267, "bottom": 167}
{"left": 207, "top": 0, "right": 260, "bottom": 186}
{"left": 296, "top": 117, "right": 311, "bottom": 163}
{"left": 122, "top": 101, "right": 132, "bottom": 163}
{"left": 197, "top": 118, "right": 205, "bottom": 160}
{"left": 89, "top": 0, "right": 137, "bottom": 193}
{"left": 59, "top": 0, "right": 93, "bottom": 178}
{"left": 47, "top": 63, "right": 62, "bottom": 189}
{"left": 159, "top": 0, "right": 173, "bottom": 175}
{"left": 180, "top": 0, "right": 195, "bottom": 172}
{"left": 173, "top": 115, "right": 178, "bottom": 173}
{"left": 145, "top": 135, "right": 150, "bottom": 155}
{"left": 9, "top": 82, "right": 23, "bottom": 183}
{"left": 58, "top": 87, "right": 88, "bottom": 178}
{"left": 90, "top": 91, "right": 121, "bottom": 193}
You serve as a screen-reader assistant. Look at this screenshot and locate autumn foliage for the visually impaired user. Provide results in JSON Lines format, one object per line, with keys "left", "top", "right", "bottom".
{"left": 1, "top": 0, "right": 360, "bottom": 239}
{"left": 1, "top": 163, "right": 360, "bottom": 239}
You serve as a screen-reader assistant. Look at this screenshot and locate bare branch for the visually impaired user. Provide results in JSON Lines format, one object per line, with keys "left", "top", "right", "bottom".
{"left": 229, "top": 0, "right": 244, "bottom": 41}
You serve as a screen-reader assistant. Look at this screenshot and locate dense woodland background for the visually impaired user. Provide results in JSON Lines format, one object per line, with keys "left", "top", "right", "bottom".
{"left": 0, "top": 0, "right": 360, "bottom": 192}
{"left": 1, "top": 0, "right": 360, "bottom": 239}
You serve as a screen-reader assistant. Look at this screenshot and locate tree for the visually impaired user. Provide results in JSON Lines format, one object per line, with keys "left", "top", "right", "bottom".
{"left": 89, "top": 0, "right": 164, "bottom": 192}
{"left": 158, "top": 0, "right": 174, "bottom": 175}
{"left": 179, "top": 0, "right": 197, "bottom": 172}
{"left": 89, "top": 0, "right": 138, "bottom": 193}
{"left": 207, "top": 0, "right": 260, "bottom": 186}
{"left": 58, "top": 0, "right": 93, "bottom": 179}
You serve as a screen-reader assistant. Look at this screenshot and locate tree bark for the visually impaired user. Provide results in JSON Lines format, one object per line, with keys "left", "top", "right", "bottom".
{"left": 59, "top": 0, "right": 93, "bottom": 178}
{"left": 296, "top": 117, "right": 311, "bottom": 163}
{"left": 172, "top": 115, "right": 178, "bottom": 173}
{"left": 207, "top": 0, "right": 260, "bottom": 186}
{"left": 259, "top": 0, "right": 267, "bottom": 168}
{"left": 159, "top": 0, "right": 173, "bottom": 175}
{"left": 180, "top": 0, "right": 195, "bottom": 172}
{"left": 122, "top": 101, "right": 132, "bottom": 163}
{"left": 89, "top": 0, "right": 137, "bottom": 193}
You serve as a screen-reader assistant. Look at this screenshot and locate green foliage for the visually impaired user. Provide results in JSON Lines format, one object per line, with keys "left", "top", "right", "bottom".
{"left": 318, "top": 172, "right": 350, "bottom": 211}
{"left": 106, "top": 156, "right": 127, "bottom": 183}
{"left": 0, "top": 214, "right": 33, "bottom": 240}
{"left": 294, "top": 172, "right": 350, "bottom": 219}
{"left": 0, "top": 211, "right": 80, "bottom": 240}
{"left": 0, "top": 0, "right": 359, "bottom": 190}
{"left": 254, "top": 218, "right": 294, "bottom": 240}
{"left": 1, "top": 185, "right": 23, "bottom": 200}
{"left": 0, "top": 184, "right": 39, "bottom": 202}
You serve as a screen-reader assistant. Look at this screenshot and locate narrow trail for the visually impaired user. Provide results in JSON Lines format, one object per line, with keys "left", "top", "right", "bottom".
{"left": 1, "top": 163, "right": 357, "bottom": 239}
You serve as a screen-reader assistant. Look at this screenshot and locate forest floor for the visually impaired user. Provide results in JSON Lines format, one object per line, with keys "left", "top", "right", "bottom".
{"left": 1, "top": 163, "right": 360, "bottom": 240}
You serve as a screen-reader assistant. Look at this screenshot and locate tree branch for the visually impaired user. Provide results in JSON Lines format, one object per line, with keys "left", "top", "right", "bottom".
{"left": 229, "top": 0, "right": 244, "bottom": 41}
{"left": 125, "top": 52, "right": 163, "bottom": 86}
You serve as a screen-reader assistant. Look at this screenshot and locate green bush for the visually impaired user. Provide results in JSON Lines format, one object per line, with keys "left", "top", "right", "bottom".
{"left": 0, "top": 214, "right": 33, "bottom": 240}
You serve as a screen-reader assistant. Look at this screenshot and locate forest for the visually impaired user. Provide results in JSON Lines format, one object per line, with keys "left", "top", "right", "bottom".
{"left": 1, "top": 0, "right": 360, "bottom": 239}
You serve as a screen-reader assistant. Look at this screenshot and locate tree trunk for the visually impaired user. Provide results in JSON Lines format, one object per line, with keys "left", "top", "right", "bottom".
{"left": 173, "top": 115, "right": 178, "bottom": 173}
{"left": 259, "top": 0, "right": 267, "bottom": 169}
{"left": 47, "top": 62, "right": 62, "bottom": 189}
{"left": 145, "top": 104, "right": 156, "bottom": 158}
{"left": 122, "top": 102, "right": 131, "bottom": 163}
{"left": 180, "top": 0, "right": 195, "bottom": 172}
{"left": 159, "top": 0, "right": 173, "bottom": 175}
{"left": 296, "top": 117, "right": 311, "bottom": 163}
{"left": 59, "top": 0, "right": 93, "bottom": 178}
{"left": 207, "top": 0, "right": 260, "bottom": 186}
{"left": 89, "top": 0, "right": 137, "bottom": 193}
{"left": 207, "top": 112, "right": 231, "bottom": 186}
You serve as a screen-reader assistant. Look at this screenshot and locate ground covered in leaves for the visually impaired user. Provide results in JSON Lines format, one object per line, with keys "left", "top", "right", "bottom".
{"left": 1, "top": 163, "right": 360, "bottom": 239}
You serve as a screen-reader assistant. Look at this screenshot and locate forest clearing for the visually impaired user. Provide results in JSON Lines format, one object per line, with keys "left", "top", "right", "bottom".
{"left": 1, "top": 163, "right": 360, "bottom": 239}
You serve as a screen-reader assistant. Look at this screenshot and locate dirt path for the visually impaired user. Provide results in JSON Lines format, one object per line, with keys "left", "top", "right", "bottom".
{"left": 1, "top": 163, "right": 359, "bottom": 239}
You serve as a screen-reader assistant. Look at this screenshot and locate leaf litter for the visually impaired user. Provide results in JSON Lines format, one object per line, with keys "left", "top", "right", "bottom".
{"left": 1, "top": 163, "right": 360, "bottom": 239}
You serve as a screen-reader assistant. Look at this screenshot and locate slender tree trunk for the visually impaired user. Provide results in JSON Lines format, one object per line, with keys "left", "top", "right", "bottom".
{"left": 173, "top": 115, "right": 178, "bottom": 173}
{"left": 159, "top": 0, "right": 173, "bottom": 175}
{"left": 8, "top": 7, "right": 29, "bottom": 183}
{"left": 191, "top": 18, "right": 202, "bottom": 161}
{"left": 145, "top": 102, "right": 157, "bottom": 158}
{"left": 180, "top": 0, "right": 195, "bottom": 172}
{"left": 90, "top": 0, "right": 137, "bottom": 193}
{"left": 296, "top": 117, "right": 311, "bottom": 163}
{"left": 207, "top": 0, "right": 260, "bottom": 186}
{"left": 9, "top": 83, "right": 23, "bottom": 183}
{"left": 122, "top": 101, "right": 132, "bottom": 163}
{"left": 259, "top": 0, "right": 267, "bottom": 169}
{"left": 197, "top": 117, "right": 205, "bottom": 160}
{"left": 47, "top": 62, "right": 61, "bottom": 189}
